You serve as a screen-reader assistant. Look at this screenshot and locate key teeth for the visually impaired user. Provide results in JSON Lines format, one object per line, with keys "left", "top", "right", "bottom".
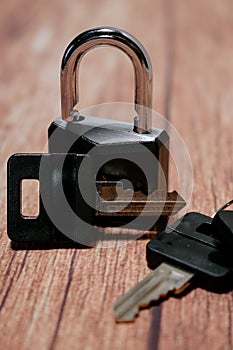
{"left": 114, "top": 312, "right": 140, "bottom": 323}
{"left": 114, "top": 298, "right": 157, "bottom": 322}
{"left": 114, "top": 288, "right": 169, "bottom": 322}
{"left": 115, "top": 316, "right": 137, "bottom": 323}
{"left": 113, "top": 263, "right": 193, "bottom": 323}
{"left": 114, "top": 295, "right": 160, "bottom": 322}
{"left": 114, "top": 304, "right": 139, "bottom": 323}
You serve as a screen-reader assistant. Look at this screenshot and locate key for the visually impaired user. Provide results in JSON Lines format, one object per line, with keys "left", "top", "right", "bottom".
{"left": 211, "top": 199, "right": 233, "bottom": 253}
{"left": 114, "top": 262, "right": 193, "bottom": 322}
{"left": 114, "top": 210, "right": 233, "bottom": 322}
{"left": 7, "top": 155, "right": 185, "bottom": 243}
{"left": 96, "top": 181, "right": 186, "bottom": 217}
{"left": 95, "top": 181, "right": 186, "bottom": 231}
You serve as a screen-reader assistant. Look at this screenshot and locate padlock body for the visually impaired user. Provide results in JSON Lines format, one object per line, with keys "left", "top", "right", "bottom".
{"left": 48, "top": 115, "right": 169, "bottom": 195}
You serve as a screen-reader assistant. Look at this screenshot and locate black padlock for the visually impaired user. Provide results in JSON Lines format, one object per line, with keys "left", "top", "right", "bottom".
{"left": 48, "top": 27, "right": 169, "bottom": 196}
{"left": 7, "top": 27, "right": 185, "bottom": 244}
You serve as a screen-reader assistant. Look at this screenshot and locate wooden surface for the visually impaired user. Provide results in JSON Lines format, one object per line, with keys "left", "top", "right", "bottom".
{"left": 1, "top": 0, "right": 233, "bottom": 349}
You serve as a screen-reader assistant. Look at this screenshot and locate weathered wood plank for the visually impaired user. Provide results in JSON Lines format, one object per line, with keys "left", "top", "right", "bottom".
{"left": 0, "top": 0, "right": 232, "bottom": 349}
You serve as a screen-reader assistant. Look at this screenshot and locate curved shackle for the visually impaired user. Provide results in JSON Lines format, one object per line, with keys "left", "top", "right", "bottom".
{"left": 60, "top": 27, "right": 153, "bottom": 133}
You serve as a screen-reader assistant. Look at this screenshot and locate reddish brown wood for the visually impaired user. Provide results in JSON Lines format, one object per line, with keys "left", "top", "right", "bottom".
{"left": 0, "top": 0, "right": 233, "bottom": 349}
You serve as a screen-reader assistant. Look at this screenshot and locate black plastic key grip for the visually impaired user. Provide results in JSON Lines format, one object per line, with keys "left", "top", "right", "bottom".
{"left": 147, "top": 212, "right": 233, "bottom": 290}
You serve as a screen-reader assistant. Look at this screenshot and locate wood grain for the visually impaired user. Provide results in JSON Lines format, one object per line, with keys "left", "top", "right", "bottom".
{"left": 0, "top": 0, "right": 233, "bottom": 349}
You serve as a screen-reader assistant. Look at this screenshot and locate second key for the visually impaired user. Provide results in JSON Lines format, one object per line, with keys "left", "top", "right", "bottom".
{"left": 114, "top": 210, "right": 233, "bottom": 322}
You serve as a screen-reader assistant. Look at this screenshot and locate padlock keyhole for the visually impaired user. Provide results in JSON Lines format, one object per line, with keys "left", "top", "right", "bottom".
{"left": 97, "top": 159, "right": 148, "bottom": 195}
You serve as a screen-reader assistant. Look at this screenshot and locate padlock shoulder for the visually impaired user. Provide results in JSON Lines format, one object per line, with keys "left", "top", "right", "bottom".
{"left": 48, "top": 115, "right": 169, "bottom": 194}
{"left": 50, "top": 115, "right": 168, "bottom": 146}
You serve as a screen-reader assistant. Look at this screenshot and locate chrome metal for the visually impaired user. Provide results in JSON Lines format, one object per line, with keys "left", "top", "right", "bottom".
{"left": 211, "top": 199, "right": 233, "bottom": 218}
{"left": 114, "top": 262, "right": 193, "bottom": 322}
{"left": 60, "top": 27, "right": 153, "bottom": 133}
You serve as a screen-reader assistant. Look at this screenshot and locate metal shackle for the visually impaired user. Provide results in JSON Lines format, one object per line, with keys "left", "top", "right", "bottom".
{"left": 60, "top": 27, "right": 153, "bottom": 134}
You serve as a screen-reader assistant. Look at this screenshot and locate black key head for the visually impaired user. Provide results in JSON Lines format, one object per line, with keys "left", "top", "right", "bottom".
{"left": 212, "top": 210, "right": 233, "bottom": 254}
{"left": 147, "top": 212, "right": 233, "bottom": 292}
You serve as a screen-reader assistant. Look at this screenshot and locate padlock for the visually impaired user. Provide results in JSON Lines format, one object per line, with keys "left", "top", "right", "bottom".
{"left": 48, "top": 27, "right": 169, "bottom": 196}
{"left": 7, "top": 27, "right": 185, "bottom": 244}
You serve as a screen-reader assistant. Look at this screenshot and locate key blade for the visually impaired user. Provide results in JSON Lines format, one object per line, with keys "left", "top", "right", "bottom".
{"left": 96, "top": 181, "right": 186, "bottom": 217}
{"left": 114, "top": 263, "right": 194, "bottom": 322}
